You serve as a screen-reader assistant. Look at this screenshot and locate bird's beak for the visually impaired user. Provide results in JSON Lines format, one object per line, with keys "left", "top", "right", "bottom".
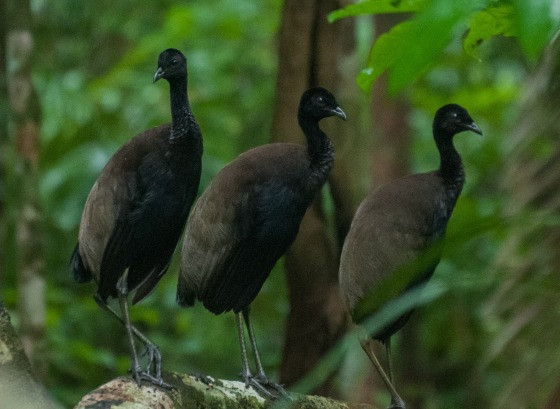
{"left": 466, "top": 121, "right": 482, "bottom": 135}
{"left": 332, "top": 106, "right": 347, "bottom": 121}
{"left": 153, "top": 67, "right": 165, "bottom": 83}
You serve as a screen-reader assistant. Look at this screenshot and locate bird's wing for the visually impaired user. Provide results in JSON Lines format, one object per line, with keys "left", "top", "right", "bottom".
{"left": 94, "top": 161, "right": 151, "bottom": 300}
{"left": 177, "top": 184, "right": 238, "bottom": 308}
{"left": 340, "top": 176, "right": 445, "bottom": 321}
{"left": 77, "top": 161, "right": 136, "bottom": 286}
{"left": 179, "top": 174, "right": 306, "bottom": 314}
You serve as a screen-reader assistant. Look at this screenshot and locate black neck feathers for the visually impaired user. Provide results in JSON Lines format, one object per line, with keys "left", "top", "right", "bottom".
{"left": 168, "top": 76, "right": 199, "bottom": 145}
{"left": 434, "top": 129, "right": 464, "bottom": 190}
{"left": 298, "top": 116, "right": 335, "bottom": 175}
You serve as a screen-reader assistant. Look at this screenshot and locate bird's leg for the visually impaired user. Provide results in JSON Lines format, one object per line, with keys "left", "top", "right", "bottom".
{"left": 385, "top": 337, "right": 395, "bottom": 384}
{"left": 94, "top": 293, "right": 165, "bottom": 380}
{"left": 116, "top": 270, "right": 142, "bottom": 387}
{"left": 384, "top": 338, "right": 404, "bottom": 409}
{"left": 242, "top": 308, "right": 290, "bottom": 399}
{"left": 114, "top": 271, "right": 172, "bottom": 389}
{"left": 360, "top": 338, "right": 405, "bottom": 409}
{"left": 242, "top": 307, "right": 265, "bottom": 377}
{"left": 235, "top": 312, "right": 274, "bottom": 399}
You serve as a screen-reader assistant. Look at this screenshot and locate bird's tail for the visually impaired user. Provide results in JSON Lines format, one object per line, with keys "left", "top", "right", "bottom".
{"left": 70, "top": 244, "right": 93, "bottom": 283}
{"left": 176, "top": 270, "right": 197, "bottom": 307}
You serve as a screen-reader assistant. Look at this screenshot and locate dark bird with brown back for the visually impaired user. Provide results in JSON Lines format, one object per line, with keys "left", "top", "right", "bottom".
{"left": 70, "top": 49, "right": 202, "bottom": 388}
{"left": 339, "top": 104, "right": 482, "bottom": 409}
{"left": 177, "top": 87, "right": 346, "bottom": 398}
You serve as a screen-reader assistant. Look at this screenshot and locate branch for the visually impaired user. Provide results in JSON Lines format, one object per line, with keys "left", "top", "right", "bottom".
{"left": 75, "top": 373, "right": 378, "bottom": 409}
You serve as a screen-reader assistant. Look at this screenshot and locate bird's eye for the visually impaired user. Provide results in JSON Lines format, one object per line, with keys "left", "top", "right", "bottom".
{"left": 171, "top": 59, "right": 179, "bottom": 65}
{"left": 316, "top": 96, "right": 324, "bottom": 104}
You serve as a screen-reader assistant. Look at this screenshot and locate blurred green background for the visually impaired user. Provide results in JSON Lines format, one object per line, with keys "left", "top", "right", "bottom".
{"left": 1, "top": 0, "right": 560, "bottom": 408}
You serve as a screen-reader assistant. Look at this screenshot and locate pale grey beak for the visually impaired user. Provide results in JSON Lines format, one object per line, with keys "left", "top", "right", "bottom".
{"left": 153, "top": 67, "right": 165, "bottom": 83}
{"left": 466, "top": 121, "right": 482, "bottom": 135}
{"left": 332, "top": 106, "right": 347, "bottom": 121}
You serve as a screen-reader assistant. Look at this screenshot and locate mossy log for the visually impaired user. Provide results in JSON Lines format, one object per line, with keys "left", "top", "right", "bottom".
{"left": 74, "top": 373, "right": 377, "bottom": 409}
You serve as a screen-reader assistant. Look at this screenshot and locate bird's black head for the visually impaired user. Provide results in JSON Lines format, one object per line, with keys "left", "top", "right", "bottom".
{"left": 154, "top": 48, "right": 187, "bottom": 83}
{"left": 298, "top": 87, "right": 347, "bottom": 122}
{"left": 433, "top": 104, "right": 482, "bottom": 137}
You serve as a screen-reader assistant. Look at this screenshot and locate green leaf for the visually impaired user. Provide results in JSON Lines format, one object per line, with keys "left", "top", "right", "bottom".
{"left": 511, "top": 0, "right": 559, "bottom": 60}
{"left": 387, "top": 0, "right": 486, "bottom": 94}
{"left": 357, "top": 20, "right": 415, "bottom": 92}
{"left": 464, "top": 5, "right": 516, "bottom": 58}
{"left": 328, "top": 0, "right": 428, "bottom": 22}
{"left": 357, "top": 0, "right": 487, "bottom": 93}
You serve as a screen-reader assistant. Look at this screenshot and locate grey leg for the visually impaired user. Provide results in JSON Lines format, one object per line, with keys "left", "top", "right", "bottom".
{"left": 235, "top": 311, "right": 274, "bottom": 399}
{"left": 360, "top": 338, "right": 405, "bottom": 409}
{"left": 242, "top": 308, "right": 289, "bottom": 399}
{"left": 94, "top": 294, "right": 168, "bottom": 383}
{"left": 116, "top": 271, "right": 142, "bottom": 386}
{"left": 385, "top": 337, "right": 394, "bottom": 384}
{"left": 110, "top": 271, "right": 172, "bottom": 389}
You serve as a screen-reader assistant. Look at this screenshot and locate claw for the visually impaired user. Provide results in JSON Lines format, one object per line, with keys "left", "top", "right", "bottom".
{"left": 388, "top": 399, "right": 406, "bottom": 409}
{"left": 248, "top": 377, "right": 276, "bottom": 399}
{"left": 145, "top": 345, "right": 163, "bottom": 378}
{"left": 192, "top": 373, "right": 215, "bottom": 386}
{"left": 129, "top": 364, "right": 143, "bottom": 387}
{"left": 240, "top": 372, "right": 290, "bottom": 400}
{"left": 254, "top": 374, "right": 291, "bottom": 400}
{"left": 141, "top": 372, "right": 174, "bottom": 389}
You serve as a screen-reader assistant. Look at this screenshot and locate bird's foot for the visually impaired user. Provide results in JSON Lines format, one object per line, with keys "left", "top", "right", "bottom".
{"left": 141, "top": 343, "right": 163, "bottom": 379}
{"left": 240, "top": 371, "right": 276, "bottom": 399}
{"left": 140, "top": 371, "right": 174, "bottom": 389}
{"left": 129, "top": 366, "right": 174, "bottom": 389}
{"left": 130, "top": 363, "right": 143, "bottom": 387}
{"left": 254, "top": 374, "right": 291, "bottom": 400}
{"left": 192, "top": 373, "right": 215, "bottom": 386}
{"left": 240, "top": 372, "right": 291, "bottom": 400}
{"left": 387, "top": 397, "right": 406, "bottom": 409}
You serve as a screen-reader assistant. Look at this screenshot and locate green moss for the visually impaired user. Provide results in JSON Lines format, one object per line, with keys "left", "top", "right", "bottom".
{"left": 169, "top": 372, "right": 266, "bottom": 409}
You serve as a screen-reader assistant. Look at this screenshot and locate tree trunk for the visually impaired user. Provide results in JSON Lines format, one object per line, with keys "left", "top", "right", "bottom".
{"left": 271, "top": 0, "right": 365, "bottom": 397}
{"left": 0, "top": 302, "right": 61, "bottom": 409}
{"left": 485, "top": 36, "right": 560, "bottom": 409}
{"left": 5, "top": 0, "right": 46, "bottom": 380}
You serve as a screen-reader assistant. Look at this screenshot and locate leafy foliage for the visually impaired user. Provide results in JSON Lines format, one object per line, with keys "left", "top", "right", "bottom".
{"left": 330, "top": 0, "right": 560, "bottom": 93}
{"left": 327, "top": 0, "right": 427, "bottom": 21}
{"left": 463, "top": 5, "right": 516, "bottom": 58}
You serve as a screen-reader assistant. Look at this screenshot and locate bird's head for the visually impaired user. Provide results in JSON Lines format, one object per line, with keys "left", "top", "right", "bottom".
{"left": 154, "top": 48, "right": 187, "bottom": 83}
{"left": 298, "top": 87, "right": 347, "bottom": 122}
{"left": 433, "top": 104, "right": 482, "bottom": 138}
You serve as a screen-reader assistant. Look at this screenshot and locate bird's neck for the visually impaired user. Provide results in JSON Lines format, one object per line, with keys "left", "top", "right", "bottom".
{"left": 168, "top": 77, "right": 198, "bottom": 144}
{"left": 435, "top": 132, "right": 464, "bottom": 197}
{"left": 299, "top": 117, "right": 334, "bottom": 182}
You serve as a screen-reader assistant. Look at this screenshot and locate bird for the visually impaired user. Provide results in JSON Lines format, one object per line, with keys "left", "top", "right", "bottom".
{"left": 338, "top": 104, "right": 482, "bottom": 408}
{"left": 177, "top": 87, "right": 346, "bottom": 398}
{"left": 70, "top": 48, "right": 202, "bottom": 388}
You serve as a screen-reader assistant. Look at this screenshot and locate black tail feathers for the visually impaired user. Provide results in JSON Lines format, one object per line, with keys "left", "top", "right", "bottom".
{"left": 176, "top": 276, "right": 196, "bottom": 308}
{"left": 70, "top": 244, "right": 93, "bottom": 283}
